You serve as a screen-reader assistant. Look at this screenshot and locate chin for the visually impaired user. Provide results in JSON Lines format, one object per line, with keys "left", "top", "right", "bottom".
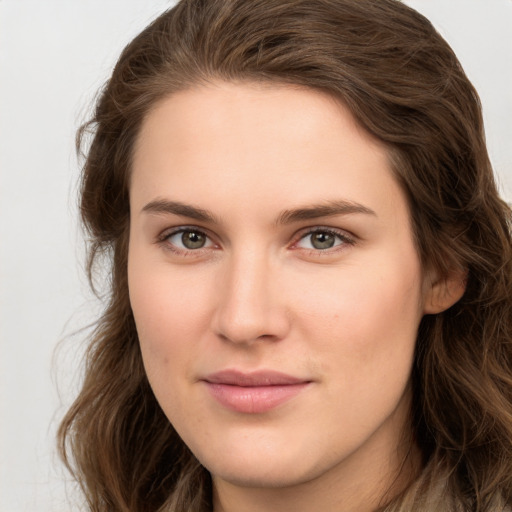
{"left": 210, "top": 464, "right": 315, "bottom": 490}
{"left": 195, "top": 445, "right": 327, "bottom": 490}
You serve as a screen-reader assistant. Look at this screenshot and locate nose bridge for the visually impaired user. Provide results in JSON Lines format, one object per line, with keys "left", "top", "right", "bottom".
{"left": 214, "top": 245, "right": 286, "bottom": 344}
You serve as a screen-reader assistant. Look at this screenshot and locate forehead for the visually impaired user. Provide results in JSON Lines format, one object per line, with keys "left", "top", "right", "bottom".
{"left": 130, "top": 81, "right": 405, "bottom": 225}
{"left": 134, "top": 81, "right": 379, "bottom": 159}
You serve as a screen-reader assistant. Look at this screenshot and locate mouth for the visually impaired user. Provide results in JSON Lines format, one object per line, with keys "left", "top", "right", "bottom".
{"left": 201, "top": 370, "right": 312, "bottom": 414}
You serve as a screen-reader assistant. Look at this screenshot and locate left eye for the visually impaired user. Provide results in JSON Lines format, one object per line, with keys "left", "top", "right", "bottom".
{"left": 296, "top": 230, "right": 348, "bottom": 250}
{"left": 165, "top": 229, "right": 214, "bottom": 250}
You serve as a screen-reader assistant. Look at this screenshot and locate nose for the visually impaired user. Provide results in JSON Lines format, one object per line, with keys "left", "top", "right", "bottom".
{"left": 212, "top": 250, "right": 290, "bottom": 345}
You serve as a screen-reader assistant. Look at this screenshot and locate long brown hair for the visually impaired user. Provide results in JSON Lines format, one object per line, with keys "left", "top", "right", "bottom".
{"left": 58, "top": 1, "right": 512, "bottom": 510}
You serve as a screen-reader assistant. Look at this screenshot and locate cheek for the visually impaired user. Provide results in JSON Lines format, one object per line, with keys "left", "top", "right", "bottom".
{"left": 290, "top": 260, "right": 423, "bottom": 439}
{"left": 290, "top": 254, "right": 424, "bottom": 372}
{"left": 127, "top": 263, "right": 217, "bottom": 432}
{"left": 127, "top": 253, "right": 213, "bottom": 381}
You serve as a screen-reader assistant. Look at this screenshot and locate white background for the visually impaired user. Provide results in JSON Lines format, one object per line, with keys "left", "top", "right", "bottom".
{"left": 1, "top": 1, "right": 511, "bottom": 510}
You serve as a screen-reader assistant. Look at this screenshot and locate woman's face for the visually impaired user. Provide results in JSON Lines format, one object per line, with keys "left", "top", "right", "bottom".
{"left": 128, "top": 82, "right": 434, "bottom": 495}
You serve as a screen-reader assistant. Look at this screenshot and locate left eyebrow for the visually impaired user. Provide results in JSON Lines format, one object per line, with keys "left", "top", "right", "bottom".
{"left": 275, "top": 200, "right": 376, "bottom": 225}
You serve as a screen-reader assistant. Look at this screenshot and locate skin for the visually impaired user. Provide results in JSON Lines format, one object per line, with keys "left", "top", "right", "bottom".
{"left": 128, "top": 81, "right": 463, "bottom": 512}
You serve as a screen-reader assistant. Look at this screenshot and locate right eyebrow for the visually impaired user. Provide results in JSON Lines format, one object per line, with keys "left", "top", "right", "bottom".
{"left": 141, "top": 199, "right": 219, "bottom": 224}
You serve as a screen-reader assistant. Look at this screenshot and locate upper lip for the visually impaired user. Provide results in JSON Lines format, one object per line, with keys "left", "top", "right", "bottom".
{"left": 202, "top": 370, "right": 310, "bottom": 387}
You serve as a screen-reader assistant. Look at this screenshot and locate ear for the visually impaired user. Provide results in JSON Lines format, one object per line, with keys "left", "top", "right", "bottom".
{"left": 423, "top": 268, "right": 467, "bottom": 315}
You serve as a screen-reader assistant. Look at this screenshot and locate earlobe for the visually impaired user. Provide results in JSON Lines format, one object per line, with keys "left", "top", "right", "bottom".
{"left": 423, "top": 269, "right": 467, "bottom": 315}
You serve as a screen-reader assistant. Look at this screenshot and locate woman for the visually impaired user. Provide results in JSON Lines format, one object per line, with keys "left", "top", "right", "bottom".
{"left": 58, "top": 0, "right": 512, "bottom": 510}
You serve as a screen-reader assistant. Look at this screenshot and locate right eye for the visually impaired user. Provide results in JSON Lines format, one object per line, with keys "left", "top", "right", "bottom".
{"left": 160, "top": 228, "right": 216, "bottom": 252}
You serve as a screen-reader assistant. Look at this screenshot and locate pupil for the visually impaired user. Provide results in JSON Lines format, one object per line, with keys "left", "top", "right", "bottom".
{"left": 311, "top": 232, "right": 335, "bottom": 249}
{"left": 182, "top": 231, "right": 205, "bottom": 249}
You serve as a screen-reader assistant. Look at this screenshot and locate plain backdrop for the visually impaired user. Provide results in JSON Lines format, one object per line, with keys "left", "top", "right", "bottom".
{"left": 0, "top": 1, "right": 511, "bottom": 510}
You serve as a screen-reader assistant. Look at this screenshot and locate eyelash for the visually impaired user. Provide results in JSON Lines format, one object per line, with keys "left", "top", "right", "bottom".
{"left": 156, "top": 226, "right": 355, "bottom": 256}
{"left": 291, "top": 226, "right": 355, "bottom": 254}
{"left": 156, "top": 226, "right": 217, "bottom": 256}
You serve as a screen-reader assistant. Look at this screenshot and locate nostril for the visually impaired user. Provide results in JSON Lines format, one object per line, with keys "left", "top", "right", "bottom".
{"left": 215, "top": 329, "right": 281, "bottom": 346}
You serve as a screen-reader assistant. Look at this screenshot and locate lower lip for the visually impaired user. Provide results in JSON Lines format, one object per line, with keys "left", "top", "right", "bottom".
{"left": 204, "top": 382, "right": 310, "bottom": 413}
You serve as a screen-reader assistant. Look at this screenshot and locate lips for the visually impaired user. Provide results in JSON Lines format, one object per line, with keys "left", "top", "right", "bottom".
{"left": 202, "top": 370, "right": 311, "bottom": 413}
